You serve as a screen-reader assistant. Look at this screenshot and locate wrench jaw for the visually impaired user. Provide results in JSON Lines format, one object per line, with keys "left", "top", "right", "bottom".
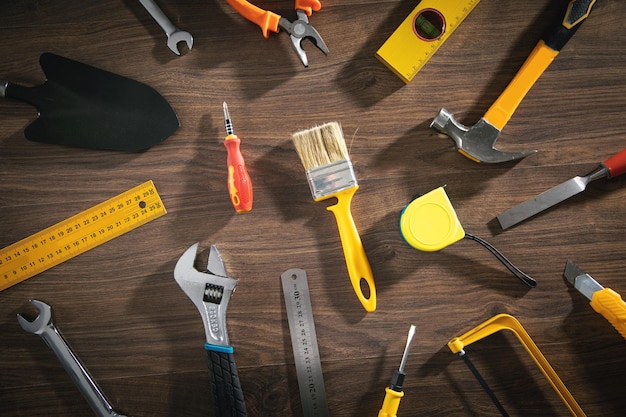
{"left": 167, "top": 31, "right": 194, "bottom": 56}
{"left": 431, "top": 108, "right": 537, "bottom": 164}
{"left": 173, "top": 243, "right": 238, "bottom": 348}
{"left": 17, "top": 299, "right": 53, "bottom": 335}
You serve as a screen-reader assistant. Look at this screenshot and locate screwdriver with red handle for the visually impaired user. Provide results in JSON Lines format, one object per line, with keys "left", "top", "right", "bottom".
{"left": 223, "top": 102, "right": 253, "bottom": 213}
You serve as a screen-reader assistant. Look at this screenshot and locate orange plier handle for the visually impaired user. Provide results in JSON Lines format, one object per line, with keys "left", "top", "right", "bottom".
{"left": 225, "top": 0, "right": 321, "bottom": 38}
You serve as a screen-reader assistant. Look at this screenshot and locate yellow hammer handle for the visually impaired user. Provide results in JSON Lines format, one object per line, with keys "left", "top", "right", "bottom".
{"left": 326, "top": 186, "right": 377, "bottom": 312}
{"left": 483, "top": 41, "right": 558, "bottom": 131}
{"left": 378, "top": 387, "right": 403, "bottom": 417}
{"left": 590, "top": 288, "right": 626, "bottom": 340}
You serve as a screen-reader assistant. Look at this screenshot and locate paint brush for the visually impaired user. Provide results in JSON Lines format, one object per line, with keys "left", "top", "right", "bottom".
{"left": 291, "top": 122, "right": 376, "bottom": 312}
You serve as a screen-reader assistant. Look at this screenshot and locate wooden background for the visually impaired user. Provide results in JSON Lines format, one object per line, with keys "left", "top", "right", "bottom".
{"left": 1, "top": 1, "right": 625, "bottom": 416}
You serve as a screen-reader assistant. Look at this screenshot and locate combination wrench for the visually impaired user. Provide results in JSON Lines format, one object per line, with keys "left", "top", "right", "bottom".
{"left": 17, "top": 299, "right": 129, "bottom": 417}
{"left": 139, "top": 0, "right": 193, "bottom": 55}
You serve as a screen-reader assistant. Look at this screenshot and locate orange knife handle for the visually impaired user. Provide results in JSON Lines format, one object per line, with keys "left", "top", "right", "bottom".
{"left": 225, "top": 0, "right": 280, "bottom": 38}
{"left": 295, "top": 0, "right": 322, "bottom": 16}
{"left": 590, "top": 288, "right": 626, "bottom": 340}
{"left": 225, "top": 135, "right": 253, "bottom": 213}
{"left": 603, "top": 148, "right": 626, "bottom": 178}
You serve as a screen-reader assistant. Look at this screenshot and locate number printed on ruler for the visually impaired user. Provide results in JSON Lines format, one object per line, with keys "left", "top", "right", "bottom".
{"left": 281, "top": 268, "right": 329, "bottom": 417}
{"left": 0, "top": 180, "right": 167, "bottom": 291}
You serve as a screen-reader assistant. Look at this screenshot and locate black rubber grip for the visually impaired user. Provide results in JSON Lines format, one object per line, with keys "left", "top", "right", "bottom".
{"left": 544, "top": 0, "right": 597, "bottom": 51}
{"left": 207, "top": 350, "right": 248, "bottom": 417}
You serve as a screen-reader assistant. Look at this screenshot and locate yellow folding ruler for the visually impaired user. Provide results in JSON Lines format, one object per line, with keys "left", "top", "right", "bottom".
{"left": 0, "top": 180, "right": 167, "bottom": 291}
{"left": 376, "top": 0, "right": 481, "bottom": 83}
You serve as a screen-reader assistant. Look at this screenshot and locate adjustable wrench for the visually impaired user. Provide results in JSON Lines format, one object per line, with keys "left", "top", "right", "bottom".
{"left": 17, "top": 299, "right": 128, "bottom": 417}
{"left": 174, "top": 243, "right": 247, "bottom": 417}
{"left": 139, "top": 0, "right": 193, "bottom": 55}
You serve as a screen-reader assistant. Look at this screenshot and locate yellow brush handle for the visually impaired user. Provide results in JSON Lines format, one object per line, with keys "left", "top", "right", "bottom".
{"left": 590, "top": 288, "right": 626, "bottom": 340}
{"left": 483, "top": 41, "right": 558, "bottom": 131}
{"left": 326, "top": 186, "right": 377, "bottom": 312}
{"left": 378, "top": 387, "right": 403, "bottom": 417}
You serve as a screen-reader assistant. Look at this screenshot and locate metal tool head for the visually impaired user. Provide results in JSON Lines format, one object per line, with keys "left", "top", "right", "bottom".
{"left": 17, "top": 299, "right": 52, "bottom": 335}
{"left": 431, "top": 108, "right": 537, "bottom": 164}
{"left": 279, "top": 10, "right": 329, "bottom": 67}
{"left": 563, "top": 259, "right": 585, "bottom": 285}
{"left": 174, "top": 243, "right": 237, "bottom": 347}
{"left": 563, "top": 259, "right": 602, "bottom": 301}
{"left": 167, "top": 29, "right": 193, "bottom": 55}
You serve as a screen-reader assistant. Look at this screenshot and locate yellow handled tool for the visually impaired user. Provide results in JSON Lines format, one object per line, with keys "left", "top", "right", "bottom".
{"left": 448, "top": 314, "right": 586, "bottom": 417}
{"left": 292, "top": 122, "right": 376, "bottom": 312}
{"left": 378, "top": 325, "right": 416, "bottom": 417}
{"left": 564, "top": 260, "right": 626, "bottom": 339}
{"left": 431, "top": 0, "right": 599, "bottom": 164}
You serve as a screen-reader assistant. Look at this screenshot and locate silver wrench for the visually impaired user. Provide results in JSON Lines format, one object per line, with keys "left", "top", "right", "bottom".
{"left": 17, "top": 300, "right": 128, "bottom": 417}
{"left": 139, "top": 0, "right": 193, "bottom": 55}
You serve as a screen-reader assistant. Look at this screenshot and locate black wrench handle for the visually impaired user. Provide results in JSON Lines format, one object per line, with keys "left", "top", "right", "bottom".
{"left": 206, "top": 347, "right": 247, "bottom": 417}
{"left": 544, "top": 0, "right": 598, "bottom": 51}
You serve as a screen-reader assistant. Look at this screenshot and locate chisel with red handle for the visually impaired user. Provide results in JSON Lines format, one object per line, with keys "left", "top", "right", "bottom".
{"left": 497, "top": 148, "right": 626, "bottom": 229}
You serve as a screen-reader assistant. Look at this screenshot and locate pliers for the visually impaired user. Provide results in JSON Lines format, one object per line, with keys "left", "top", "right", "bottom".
{"left": 225, "top": 0, "right": 329, "bottom": 67}
{"left": 174, "top": 243, "right": 247, "bottom": 417}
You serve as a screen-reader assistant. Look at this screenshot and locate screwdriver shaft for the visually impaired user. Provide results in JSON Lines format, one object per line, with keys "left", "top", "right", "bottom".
{"left": 223, "top": 102, "right": 234, "bottom": 136}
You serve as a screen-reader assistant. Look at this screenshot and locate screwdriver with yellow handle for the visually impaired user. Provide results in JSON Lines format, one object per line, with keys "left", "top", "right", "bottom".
{"left": 564, "top": 260, "right": 626, "bottom": 339}
{"left": 378, "top": 325, "right": 416, "bottom": 417}
{"left": 223, "top": 102, "right": 253, "bottom": 213}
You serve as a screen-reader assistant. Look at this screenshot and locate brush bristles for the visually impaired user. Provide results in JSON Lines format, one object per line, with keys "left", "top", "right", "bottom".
{"left": 291, "top": 122, "right": 349, "bottom": 170}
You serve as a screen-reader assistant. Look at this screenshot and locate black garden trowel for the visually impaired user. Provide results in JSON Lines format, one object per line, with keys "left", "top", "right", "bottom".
{"left": 0, "top": 52, "right": 179, "bottom": 151}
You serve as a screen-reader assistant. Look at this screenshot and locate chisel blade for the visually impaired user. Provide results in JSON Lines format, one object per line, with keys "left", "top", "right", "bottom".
{"left": 497, "top": 175, "right": 590, "bottom": 229}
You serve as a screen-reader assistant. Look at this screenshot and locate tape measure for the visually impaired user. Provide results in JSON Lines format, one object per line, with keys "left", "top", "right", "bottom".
{"left": 376, "top": 0, "right": 481, "bottom": 83}
{"left": 281, "top": 268, "right": 329, "bottom": 417}
{"left": 0, "top": 180, "right": 166, "bottom": 291}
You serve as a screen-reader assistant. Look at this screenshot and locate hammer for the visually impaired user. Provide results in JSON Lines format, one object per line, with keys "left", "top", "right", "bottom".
{"left": 431, "top": 0, "right": 598, "bottom": 164}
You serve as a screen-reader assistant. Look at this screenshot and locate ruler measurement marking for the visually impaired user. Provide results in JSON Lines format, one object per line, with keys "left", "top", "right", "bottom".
{"left": 0, "top": 181, "right": 166, "bottom": 291}
{"left": 281, "top": 269, "right": 329, "bottom": 417}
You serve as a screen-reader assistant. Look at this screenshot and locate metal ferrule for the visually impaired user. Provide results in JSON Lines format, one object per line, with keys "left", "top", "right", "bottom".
{"left": 0, "top": 80, "right": 7, "bottom": 98}
{"left": 306, "top": 159, "right": 357, "bottom": 201}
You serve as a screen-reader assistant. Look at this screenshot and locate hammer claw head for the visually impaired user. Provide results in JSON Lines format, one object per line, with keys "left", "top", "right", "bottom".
{"left": 17, "top": 299, "right": 52, "bottom": 334}
{"left": 431, "top": 108, "right": 536, "bottom": 164}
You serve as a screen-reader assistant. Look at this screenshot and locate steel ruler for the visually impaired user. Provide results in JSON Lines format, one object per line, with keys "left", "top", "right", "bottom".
{"left": 281, "top": 268, "right": 329, "bottom": 417}
{"left": 0, "top": 180, "right": 166, "bottom": 291}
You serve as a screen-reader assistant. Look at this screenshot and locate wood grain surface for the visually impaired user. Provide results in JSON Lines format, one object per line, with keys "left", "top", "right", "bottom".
{"left": 1, "top": 1, "right": 626, "bottom": 416}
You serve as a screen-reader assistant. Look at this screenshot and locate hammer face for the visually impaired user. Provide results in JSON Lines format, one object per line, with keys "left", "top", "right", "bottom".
{"left": 431, "top": 108, "right": 536, "bottom": 163}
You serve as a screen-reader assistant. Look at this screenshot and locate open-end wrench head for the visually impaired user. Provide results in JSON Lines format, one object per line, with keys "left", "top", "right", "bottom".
{"left": 174, "top": 243, "right": 237, "bottom": 347}
{"left": 167, "top": 30, "right": 193, "bottom": 55}
{"left": 17, "top": 299, "right": 52, "bottom": 335}
{"left": 431, "top": 108, "right": 537, "bottom": 164}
